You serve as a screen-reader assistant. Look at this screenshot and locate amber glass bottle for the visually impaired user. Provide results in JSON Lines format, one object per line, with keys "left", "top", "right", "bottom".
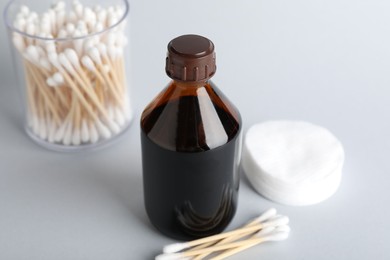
{"left": 140, "top": 35, "right": 242, "bottom": 240}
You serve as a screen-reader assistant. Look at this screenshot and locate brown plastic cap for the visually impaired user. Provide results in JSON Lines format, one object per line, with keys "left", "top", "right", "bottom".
{"left": 165, "top": 34, "right": 216, "bottom": 82}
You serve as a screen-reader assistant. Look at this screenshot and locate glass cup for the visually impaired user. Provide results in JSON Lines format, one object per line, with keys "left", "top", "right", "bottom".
{"left": 4, "top": 0, "right": 132, "bottom": 151}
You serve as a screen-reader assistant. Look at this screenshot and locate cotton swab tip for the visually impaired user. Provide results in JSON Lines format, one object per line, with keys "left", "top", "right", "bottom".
{"left": 96, "top": 43, "right": 108, "bottom": 57}
{"left": 94, "top": 22, "right": 104, "bottom": 32}
{"left": 263, "top": 231, "right": 289, "bottom": 242}
{"left": 81, "top": 120, "right": 90, "bottom": 143}
{"left": 263, "top": 216, "right": 289, "bottom": 228}
{"left": 66, "top": 23, "right": 76, "bottom": 33}
{"left": 52, "top": 1, "right": 65, "bottom": 11}
{"left": 46, "top": 77, "right": 56, "bottom": 87}
{"left": 25, "top": 23, "right": 35, "bottom": 35}
{"left": 88, "top": 47, "right": 102, "bottom": 64}
{"left": 108, "top": 120, "right": 121, "bottom": 134}
{"left": 57, "top": 29, "right": 68, "bottom": 39}
{"left": 274, "top": 225, "right": 291, "bottom": 233}
{"left": 155, "top": 253, "right": 189, "bottom": 260}
{"left": 114, "top": 107, "right": 126, "bottom": 126}
{"left": 255, "top": 226, "right": 275, "bottom": 237}
{"left": 95, "top": 120, "right": 112, "bottom": 139}
{"left": 72, "top": 129, "right": 81, "bottom": 146}
{"left": 45, "top": 42, "right": 56, "bottom": 54}
{"left": 59, "top": 53, "right": 76, "bottom": 74}
{"left": 25, "top": 45, "right": 40, "bottom": 62}
{"left": 54, "top": 121, "right": 68, "bottom": 142}
{"left": 254, "top": 208, "right": 277, "bottom": 223}
{"left": 48, "top": 52, "right": 61, "bottom": 68}
{"left": 40, "top": 59, "right": 51, "bottom": 70}
{"left": 53, "top": 72, "right": 64, "bottom": 85}
{"left": 12, "top": 35, "right": 25, "bottom": 51}
{"left": 89, "top": 122, "right": 99, "bottom": 143}
{"left": 103, "top": 64, "right": 110, "bottom": 73}
{"left": 20, "top": 5, "right": 30, "bottom": 16}
{"left": 63, "top": 122, "right": 73, "bottom": 145}
{"left": 65, "top": 48, "right": 81, "bottom": 68}
{"left": 81, "top": 56, "right": 96, "bottom": 71}
{"left": 38, "top": 121, "right": 47, "bottom": 140}
{"left": 162, "top": 243, "right": 188, "bottom": 254}
{"left": 13, "top": 17, "right": 26, "bottom": 31}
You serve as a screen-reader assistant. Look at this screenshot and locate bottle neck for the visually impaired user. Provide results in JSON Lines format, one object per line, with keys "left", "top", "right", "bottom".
{"left": 171, "top": 79, "right": 210, "bottom": 89}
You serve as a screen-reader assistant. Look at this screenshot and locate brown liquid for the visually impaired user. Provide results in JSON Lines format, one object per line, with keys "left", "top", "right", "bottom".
{"left": 141, "top": 81, "right": 241, "bottom": 240}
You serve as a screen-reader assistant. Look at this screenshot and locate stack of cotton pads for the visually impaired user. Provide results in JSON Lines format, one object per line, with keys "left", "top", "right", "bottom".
{"left": 242, "top": 121, "right": 345, "bottom": 206}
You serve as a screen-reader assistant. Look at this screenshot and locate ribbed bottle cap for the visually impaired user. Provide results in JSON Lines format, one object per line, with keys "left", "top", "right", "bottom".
{"left": 165, "top": 34, "right": 216, "bottom": 82}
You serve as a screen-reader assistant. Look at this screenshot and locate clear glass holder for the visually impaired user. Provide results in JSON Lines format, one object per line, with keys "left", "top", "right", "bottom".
{"left": 4, "top": 0, "right": 132, "bottom": 152}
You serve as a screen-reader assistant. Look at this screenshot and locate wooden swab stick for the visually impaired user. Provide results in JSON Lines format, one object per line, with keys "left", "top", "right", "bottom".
{"left": 13, "top": 2, "right": 131, "bottom": 145}
{"left": 105, "top": 46, "right": 127, "bottom": 106}
{"left": 25, "top": 61, "right": 61, "bottom": 125}
{"left": 157, "top": 231, "right": 289, "bottom": 260}
{"left": 209, "top": 226, "right": 291, "bottom": 260}
{"left": 24, "top": 46, "right": 64, "bottom": 120}
{"left": 36, "top": 93, "right": 46, "bottom": 139}
{"left": 191, "top": 208, "right": 277, "bottom": 259}
{"left": 210, "top": 233, "right": 289, "bottom": 260}
{"left": 71, "top": 95, "right": 81, "bottom": 145}
{"left": 49, "top": 61, "right": 102, "bottom": 129}
{"left": 115, "top": 52, "right": 127, "bottom": 94}
{"left": 49, "top": 53, "right": 112, "bottom": 129}
{"left": 162, "top": 225, "right": 264, "bottom": 254}
{"left": 51, "top": 72, "right": 69, "bottom": 116}
{"left": 163, "top": 216, "right": 289, "bottom": 254}
{"left": 23, "top": 60, "right": 38, "bottom": 130}
{"left": 80, "top": 118, "right": 90, "bottom": 143}
{"left": 164, "top": 213, "right": 282, "bottom": 255}
{"left": 98, "top": 44, "right": 123, "bottom": 93}
{"left": 84, "top": 50, "right": 125, "bottom": 109}
{"left": 62, "top": 91, "right": 77, "bottom": 145}
{"left": 24, "top": 45, "right": 69, "bottom": 113}
{"left": 64, "top": 48, "right": 93, "bottom": 87}
{"left": 88, "top": 119, "right": 99, "bottom": 143}
{"left": 57, "top": 53, "right": 119, "bottom": 133}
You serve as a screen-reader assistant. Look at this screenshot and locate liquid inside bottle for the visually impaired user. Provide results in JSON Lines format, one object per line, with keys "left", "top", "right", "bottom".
{"left": 140, "top": 35, "right": 242, "bottom": 240}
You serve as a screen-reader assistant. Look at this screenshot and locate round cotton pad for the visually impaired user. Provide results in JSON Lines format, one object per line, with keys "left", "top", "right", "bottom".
{"left": 242, "top": 121, "right": 345, "bottom": 206}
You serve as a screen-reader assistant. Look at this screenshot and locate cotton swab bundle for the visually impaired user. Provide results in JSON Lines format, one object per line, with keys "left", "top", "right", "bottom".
{"left": 157, "top": 208, "right": 290, "bottom": 260}
{"left": 163, "top": 215, "right": 287, "bottom": 254}
{"left": 9, "top": 1, "right": 131, "bottom": 148}
{"left": 207, "top": 229, "right": 290, "bottom": 260}
{"left": 189, "top": 208, "right": 278, "bottom": 259}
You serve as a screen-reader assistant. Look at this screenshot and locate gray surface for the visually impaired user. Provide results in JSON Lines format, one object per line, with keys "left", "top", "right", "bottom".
{"left": 0, "top": 0, "right": 389, "bottom": 259}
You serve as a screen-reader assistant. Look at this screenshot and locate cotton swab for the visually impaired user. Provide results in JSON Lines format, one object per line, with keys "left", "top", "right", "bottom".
{"left": 190, "top": 208, "right": 278, "bottom": 259}
{"left": 46, "top": 77, "right": 57, "bottom": 87}
{"left": 88, "top": 120, "right": 99, "bottom": 143}
{"left": 63, "top": 119, "right": 73, "bottom": 145}
{"left": 12, "top": 1, "right": 131, "bottom": 147}
{"left": 158, "top": 209, "right": 289, "bottom": 260}
{"left": 191, "top": 208, "right": 277, "bottom": 251}
{"left": 24, "top": 61, "right": 61, "bottom": 125}
{"left": 156, "top": 230, "right": 290, "bottom": 260}
{"left": 47, "top": 120, "right": 57, "bottom": 143}
{"left": 80, "top": 119, "right": 90, "bottom": 143}
{"left": 208, "top": 230, "right": 290, "bottom": 260}
{"left": 59, "top": 51, "right": 121, "bottom": 134}
{"left": 49, "top": 53, "right": 106, "bottom": 130}
{"left": 208, "top": 225, "right": 291, "bottom": 260}
{"left": 54, "top": 116, "right": 70, "bottom": 142}
{"left": 246, "top": 207, "right": 277, "bottom": 226}
{"left": 162, "top": 215, "right": 289, "bottom": 254}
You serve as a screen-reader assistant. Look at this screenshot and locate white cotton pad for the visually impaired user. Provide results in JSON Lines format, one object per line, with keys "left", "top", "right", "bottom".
{"left": 242, "top": 120, "right": 345, "bottom": 206}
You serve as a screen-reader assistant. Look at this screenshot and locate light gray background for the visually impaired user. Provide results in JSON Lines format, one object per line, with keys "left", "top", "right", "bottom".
{"left": 0, "top": 0, "right": 389, "bottom": 259}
